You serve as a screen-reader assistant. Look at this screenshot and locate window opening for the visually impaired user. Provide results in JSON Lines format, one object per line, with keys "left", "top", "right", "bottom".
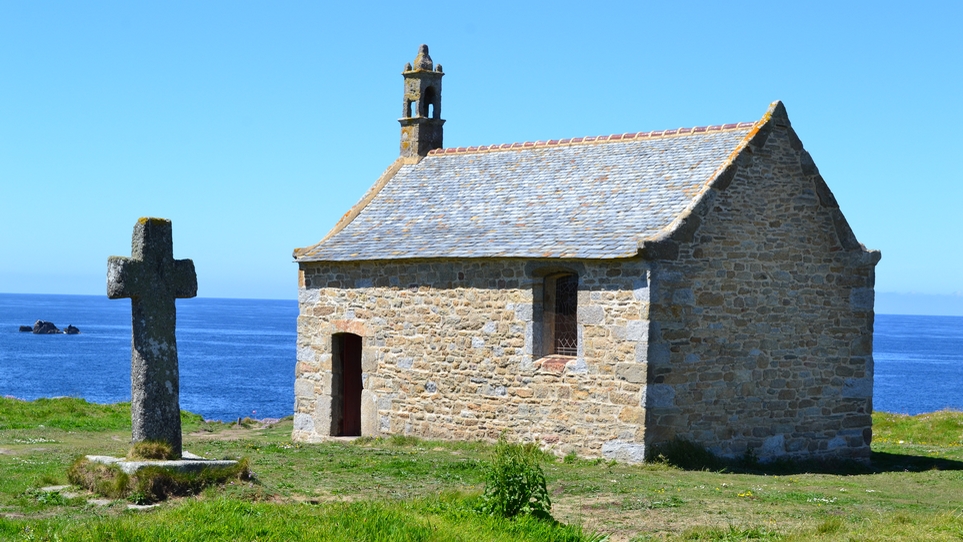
{"left": 554, "top": 274, "right": 578, "bottom": 355}
{"left": 422, "top": 86, "right": 436, "bottom": 118}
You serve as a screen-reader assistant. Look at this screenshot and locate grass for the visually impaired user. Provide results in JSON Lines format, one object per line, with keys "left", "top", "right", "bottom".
{"left": 1, "top": 397, "right": 963, "bottom": 540}
{"left": 0, "top": 496, "right": 596, "bottom": 541}
{"left": 873, "top": 409, "right": 963, "bottom": 447}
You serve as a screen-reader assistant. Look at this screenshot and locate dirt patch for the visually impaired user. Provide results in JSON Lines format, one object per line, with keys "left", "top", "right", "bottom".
{"left": 187, "top": 427, "right": 266, "bottom": 441}
{"left": 288, "top": 494, "right": 358, "bottom": 505}
{"left": 553, "top": 493, "right": 794, "bottom": 541}
{"left": 553, "top": 495, "right": 647, "bottom": 542}
{"left": 552, "top": 495, "right": 715, "bottom": 542}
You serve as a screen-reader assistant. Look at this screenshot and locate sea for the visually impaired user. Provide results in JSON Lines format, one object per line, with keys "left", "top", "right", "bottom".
{"left": 1, "top": 293, "right": 961, "bottom": 420}
{"left": 0, "top": 294, "right": 296, "bottom": 422}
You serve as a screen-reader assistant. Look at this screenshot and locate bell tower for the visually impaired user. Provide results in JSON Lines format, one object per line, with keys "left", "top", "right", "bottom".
{"left": 399, "top": 44, "right": 444, "bottom": 158}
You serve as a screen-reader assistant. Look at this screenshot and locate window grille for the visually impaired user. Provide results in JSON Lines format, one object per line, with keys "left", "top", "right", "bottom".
{"left": 554, "top": 274, "right": 578, "bottom": 355}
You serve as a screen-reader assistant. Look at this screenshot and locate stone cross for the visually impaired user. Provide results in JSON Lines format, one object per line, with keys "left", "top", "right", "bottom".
{"left": 107, "top": 218, "right": 197, "bottom": 458}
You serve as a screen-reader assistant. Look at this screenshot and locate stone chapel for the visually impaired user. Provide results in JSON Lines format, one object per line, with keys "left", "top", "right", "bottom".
{"left": 291, "top": 45, "right": 880, "bottom": 463}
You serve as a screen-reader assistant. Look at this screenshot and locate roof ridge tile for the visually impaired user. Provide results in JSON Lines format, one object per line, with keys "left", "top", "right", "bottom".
{"left": 427, "top": 121, "right": 755, "bottom": 156}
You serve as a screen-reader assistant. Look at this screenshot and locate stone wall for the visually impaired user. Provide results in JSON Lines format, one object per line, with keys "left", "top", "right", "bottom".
{"left": 293, "top": 259, "right": 652, "bottom": 461}
{"left": 641, "top": 107, "right": 880, "bottom": 461}
{"left": 292, "top": 104, "right": 880, "bottom": 464}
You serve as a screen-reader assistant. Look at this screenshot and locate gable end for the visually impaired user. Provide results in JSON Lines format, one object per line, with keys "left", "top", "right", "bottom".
{"left": 641, "top": 100, "right": 877, "bottom": 261}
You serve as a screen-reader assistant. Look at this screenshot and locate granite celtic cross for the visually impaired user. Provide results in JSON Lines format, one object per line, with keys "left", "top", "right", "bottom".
{"left": 107, "top": 218, "right": 196, "bottom": 458}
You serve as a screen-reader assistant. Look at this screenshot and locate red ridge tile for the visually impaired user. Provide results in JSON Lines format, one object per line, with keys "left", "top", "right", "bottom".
{"left": 429, "top": 120, "right": 754, "bottom": 156}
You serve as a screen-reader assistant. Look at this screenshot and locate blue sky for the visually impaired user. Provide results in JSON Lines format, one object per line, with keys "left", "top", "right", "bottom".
{"left": 1, "top": 2, "right": 961, "bottom": 311}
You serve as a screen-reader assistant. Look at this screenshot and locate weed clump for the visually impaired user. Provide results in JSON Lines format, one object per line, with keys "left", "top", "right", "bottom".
{"left": 67, "top": 457, "right": 253, "bottom": 504}
{"left": 562, "top": 450, "right": 579, "bottom": 464}
{"left": 479, "top": 437, "right": 552, "bottom": 519}
{"left": 127, "top": 440, "right": 177, "bottom": 460}
{"left": 67, "top": 459, "right": 130, "bottom": 499}
{"left": 389, "top": 434, "right": 422, "bottom": 447}
{"left": 682, "top": 525, "right": 777, "bottom": 540}
{"left": 130, "top": 458, "right": 252, "bottom": 504}
{"left": 817, "top": 517, "right": 843, "bottom": 534}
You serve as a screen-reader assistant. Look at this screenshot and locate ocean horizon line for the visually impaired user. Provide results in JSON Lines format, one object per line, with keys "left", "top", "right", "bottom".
{"left": 6, "top": 291, "right": 963, "bottom": 318}
{"left": 4, "top": 394, "right": 961, "bottom": 420}
{"left": 0, "top": 292, "right": 296, "bottom": 303}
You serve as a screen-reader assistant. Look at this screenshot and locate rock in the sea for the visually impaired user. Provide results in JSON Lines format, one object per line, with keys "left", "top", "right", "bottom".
{"left": 19, "top": 325, "right": 33, "bottom": 332}
{"left": 33, "top": 320, "right": 61, "bottom": 334}
{"left": 65, "top": 325, "right": 80, "bottom": 335}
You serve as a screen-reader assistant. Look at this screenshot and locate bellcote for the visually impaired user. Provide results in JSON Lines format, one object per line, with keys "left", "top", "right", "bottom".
{"left": 399, "top": 44, "right": 445, "bottom": 159}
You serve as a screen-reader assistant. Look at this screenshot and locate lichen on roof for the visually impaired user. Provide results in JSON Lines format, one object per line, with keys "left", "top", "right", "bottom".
{"left": 296, "top": 121, "right": 759, "bottom": 262}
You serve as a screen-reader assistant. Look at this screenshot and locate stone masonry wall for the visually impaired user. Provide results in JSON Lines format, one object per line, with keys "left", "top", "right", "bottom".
{"left": 642, "top": 108, "right": 879, "bottom": 462}
{"left": 293, "top": 259, "right": 652, "bottom": 461}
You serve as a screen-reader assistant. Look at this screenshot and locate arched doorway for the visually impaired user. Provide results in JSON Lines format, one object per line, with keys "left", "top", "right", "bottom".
{"left": 332, "top": 333, "right": 362, "bottom": 436}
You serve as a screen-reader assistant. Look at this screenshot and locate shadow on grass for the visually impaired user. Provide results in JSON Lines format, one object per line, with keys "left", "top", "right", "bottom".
{"left": 868, "top": 451, "right": 963, "bottom": 473}
{"left": 652, "top": 438, "right": 963, "bottom": 475}
{"left": 725, "top": 451, "right": 963, "bottom": 476}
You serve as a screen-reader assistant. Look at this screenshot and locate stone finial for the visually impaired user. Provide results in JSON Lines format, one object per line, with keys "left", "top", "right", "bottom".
{"left": 436, "top": 64, "right": 443, "bottom": 73}
{"left": 412, "top": 44, "right": 433, "bottom": 71}
{"left": 404, "top": 62, "right": 412, "bottom": 71}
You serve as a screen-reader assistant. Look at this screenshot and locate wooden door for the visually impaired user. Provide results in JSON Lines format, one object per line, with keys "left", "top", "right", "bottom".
{"left": 336, "top": 333, "right": 363, "bottom": 436}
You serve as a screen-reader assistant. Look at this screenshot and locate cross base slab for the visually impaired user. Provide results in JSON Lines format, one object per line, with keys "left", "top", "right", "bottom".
{"left": 86, "top": 453, "right": 238, "bottom": 475}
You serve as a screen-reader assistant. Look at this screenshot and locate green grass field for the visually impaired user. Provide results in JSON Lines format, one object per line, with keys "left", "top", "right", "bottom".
{"left": 1, "top": 397, "right": 962, "bottom": 541}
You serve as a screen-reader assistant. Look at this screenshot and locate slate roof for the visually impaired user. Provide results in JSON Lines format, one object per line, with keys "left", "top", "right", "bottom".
{"left": 296, "top": 122, "right": 759, "bottom": 262}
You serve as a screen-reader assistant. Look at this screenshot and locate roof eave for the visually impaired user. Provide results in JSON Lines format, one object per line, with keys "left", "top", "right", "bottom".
{"left": 293, "top": 156, "right": 415, "bottom": 262}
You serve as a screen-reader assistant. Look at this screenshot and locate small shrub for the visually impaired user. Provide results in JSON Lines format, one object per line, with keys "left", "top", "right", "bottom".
{"left": 128, "top": 440, "right": 176, "bottom": 460}
{"left": 563, "top": 450, "right": 579, "bottom": 464}
{"left": 651, "top": 439, "right": 722, "bottom": 471}
{"left": 479, "top": 437, "right": 552, "bottom": 519}
{"left": 25, "top": 488, "right": 78, "bottom": 506}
